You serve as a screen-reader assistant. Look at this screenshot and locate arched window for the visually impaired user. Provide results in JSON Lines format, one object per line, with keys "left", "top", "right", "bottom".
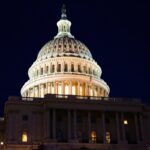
{"left": 78, "top": 64, "right": 81, "bottom": 72}
{"left": 58, "top": 83, "right": 62, "bottom": 94}
{"left": 72, "top": 85, "right": 76, "bottom": 95}
{"left": 45, "top": 66, "right": 48, "bottom": 74}
{"left": 106, "top": 131, "right": 111, "bottom": 144}
{"left": 83, "top": 66, "right": 87, "bottom": 73}
{"left": 64, "top": 64, "right": 68, "bottom": 72}
{"left": 71, "top": 64, "right": 74, "bottom": 72}
{"left": 41, "top": 68, "right": 43, "bottom": 75}
{"left": 80, "top": 85, "right": 83, "bottom": 96}
{"left": 37, "top": 70, "right": 39, "bottom": 76}
{"left": 91, "top": 131, "right": 96, "bottom": 143}
{"left": 22, "top": 132, "right": 28, "bottom": 142}
{"left": 93, "top": 70, "right": 95, "bottom": 75}
{"left": 65, "top": 84, "right": 69, "bottom": 95}
{"left": 57, "top": 64, "right": 61, "bottom": 72}
{"left": 52, "top": 64, "right": 55, "bottom": 73}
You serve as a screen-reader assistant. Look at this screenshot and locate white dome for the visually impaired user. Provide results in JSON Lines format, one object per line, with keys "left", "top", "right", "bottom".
{"left": 37, "top": 36, "right": 93, "bottom": 61}
{"left": 21, "top": 5, "right": 110, "bottom": 99}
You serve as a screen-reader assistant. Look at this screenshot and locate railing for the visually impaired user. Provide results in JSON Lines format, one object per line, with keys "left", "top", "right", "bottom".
{"left": 15, "top": 94, "right": 142, "bottom": 104}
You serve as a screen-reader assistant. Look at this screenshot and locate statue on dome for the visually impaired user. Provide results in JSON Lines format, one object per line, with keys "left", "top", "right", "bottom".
{"left": 61, "top": 4, "right": 67, "bottom": 19}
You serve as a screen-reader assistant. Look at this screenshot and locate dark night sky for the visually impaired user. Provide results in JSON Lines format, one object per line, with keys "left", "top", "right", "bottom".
{"left": 0, "top": 0, "right": 150, "bottom": 116}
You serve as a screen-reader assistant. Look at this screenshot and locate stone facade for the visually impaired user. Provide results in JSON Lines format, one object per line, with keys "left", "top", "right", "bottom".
{"left": 2, "top": 95, "right": 150, "bottom": 150}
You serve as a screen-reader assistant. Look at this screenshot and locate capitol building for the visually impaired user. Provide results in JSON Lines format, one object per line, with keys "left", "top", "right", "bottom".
{"left": 0, "top": 5, "right": 150, "bottom": 150}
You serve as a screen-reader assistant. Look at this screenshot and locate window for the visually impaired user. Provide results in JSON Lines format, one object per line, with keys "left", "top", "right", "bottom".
{"left": 83, "top": 66, "right": 87, "bottom": 73}
{"left": 124, "top": 120, "right": 128, "bottom": 125}
{"left": 65, "top": 84, "right": 69, "bottom": 95}
{"left": 52, "top": 64, "right": 55, "bottom": 73}
{"left": 91, "top": 131, "right": 96, "bottom": 143}
{"left": 22, "top": 132, "right": 28, "bottom": 142}
{"left": 22, "top": 115, "right": 28, "bottom": 121}
{"left": 91, "top": 117, "right": 96, "bottom": 123}
{"left": 72, "top": 85, "right": 76, "bottom": 95}
{"left": 41, "top": 68, "right": 43, "bottom": 75}
{"left": 46, "top": 66, "right": 48, "bottom": 74}
{"left": 57, "top": 64, "right": 61, "bottom": 72}
{"left": 77, "top": 116, "right": 82, "bottom": 123}
{"left": 78, "top": 64, "right": 81, "bottom": 72}
{"left": 106, "top": 131, "right": 111, "bottom": 144}
{"left": 64, "top": 64, "right": 68, "bottom": 72}
{"left": 0, "top": 141, "right": 4, "bottom": 145}
{"left": 71, "top": 64, "right": 74, "bottom": 72}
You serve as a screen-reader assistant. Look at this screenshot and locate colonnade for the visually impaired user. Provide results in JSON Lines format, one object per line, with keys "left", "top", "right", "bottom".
{"left": 29, "top": 59, "right": 100, "bottom": 80}
{"left": 24, "top": 80, "right": 108, "bottom": 98}
{"left": 44, "top": 110, "right": 144, "bottom": 144}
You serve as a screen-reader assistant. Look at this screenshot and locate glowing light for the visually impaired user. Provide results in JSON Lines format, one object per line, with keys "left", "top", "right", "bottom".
{"left": 90, "top": 87, "right": 93, "bottom": 96}
{"left": 35, "top": 87, "right": 38, "bottom": 97}
{"left": 51, "top": 85, "right": 54, "bottom": 94}
{"left": 94, "top": 89, "right": 97, "bottom": 96}
{"left": 41, "top": 86, "right": 44, "bottom": 98}
{"left": 22, "top": 132, "right": 28, "bottom": 142}
{"left": 72, "top": 85, "right": 76, "bottom": 95}
{"left": 80, "top": 85, "right": 83, "bottom": 96}
{"left": 58, "top": 84, "right": 62, "bottom": 94}
{"left": 65, "top": 84, "right": 69, "bottom": 95}
{"left": 0, "top": 141, "right": 4, "bottom": 145}
{"left": 124, "top": 120, "right": 128, "bottom": 125}
{"left": 106, "top": 131, "right": 111, "bottom": 144}
{"left": 91, "top": 131, "right": 96, "bottom": 143}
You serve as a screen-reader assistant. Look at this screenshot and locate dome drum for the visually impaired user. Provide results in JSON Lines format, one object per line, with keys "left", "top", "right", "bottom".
{"left": 28, "top": 57, "right": 102, "bottom": 81}
{"left": 21, "top": 76, "right": 109, "bottom": 98}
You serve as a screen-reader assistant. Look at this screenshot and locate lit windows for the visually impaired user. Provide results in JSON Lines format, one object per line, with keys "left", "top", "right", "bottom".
{"left": 124, "top": 120, "right": 128, "bottom": 125}
{"left": 57, "top": 64, "right": 61, "bottom": 72}
{"left": 65, "top": 84, "right": 69, "bottom": 95}
{"left": 0, "top": 141, "right": 4, "bottom": 145}
{"left": 72, "top": 85, "right": 76, "bottom": 95}
{"left": 106, "top": 131, "right": 111, "bottom": 144}
{"left": 22, "top": 132, "right": 28, "bottom": 143}
{"left": 58, "top": 84, "right": 62, "bottom": 94}
{"left": 79, "top": 85, "right": 83, "bottom": 96}
{"left": 91, "top": 131, "right": 96, "bottom": 143}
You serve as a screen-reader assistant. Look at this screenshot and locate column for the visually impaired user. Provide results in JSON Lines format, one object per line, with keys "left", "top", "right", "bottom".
{"left": 77, "top": 81, "right": 80, "bottom": 95}
{"left": 48, "top": 82, "right": 50, "bottom": 94}
{"left": 139, "top": 113, "right": 144, "bottom": 142}
{"left": 97, "top": 87, "right": 100, "bottom": 97}
{"left": 68, "top": 110, "right": 71, "bottom": 140}
{"left": 85, "top": 83, "right": 88, "bottom": 96}
{"left": 116, "top": 112, "right": 121, "bottom": 143}
{"left": 44, "top": 110, "right": 50, "bottom": 140}
{"left": 54, "top": 82, "right": 56, "bottom": 94}
{"left": 45, "top": 83, "right": 48, "bottom": 95}
{"left": 134, "top": 113, "right": 140, "bottom": 143}
{"left": 52, "top": 109, "right": 56, "bottom": 139}
{"left": 73, "top": 110, "right": 77, "bottom": 139}
{"left": 121, "top": 112, "right": 126, "bottom": 142}
{"left": 34, "top": 86, "right": 37, "bottom": 97}
{"left": 38, "top": 85, "right": 41, "bottom": 97}
{"left": 62, "top": 81, "right": 65, "bottom": 95}
{"left": 88, "top": 111, "right": 91, "bottom": 142}
{"left": 102, "top": 112, "right": 106, "bottom": 143}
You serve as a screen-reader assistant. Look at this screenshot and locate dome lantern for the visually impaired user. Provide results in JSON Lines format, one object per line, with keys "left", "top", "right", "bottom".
{"left": 55, "top": 4, "right": 74, "bottom": 39}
